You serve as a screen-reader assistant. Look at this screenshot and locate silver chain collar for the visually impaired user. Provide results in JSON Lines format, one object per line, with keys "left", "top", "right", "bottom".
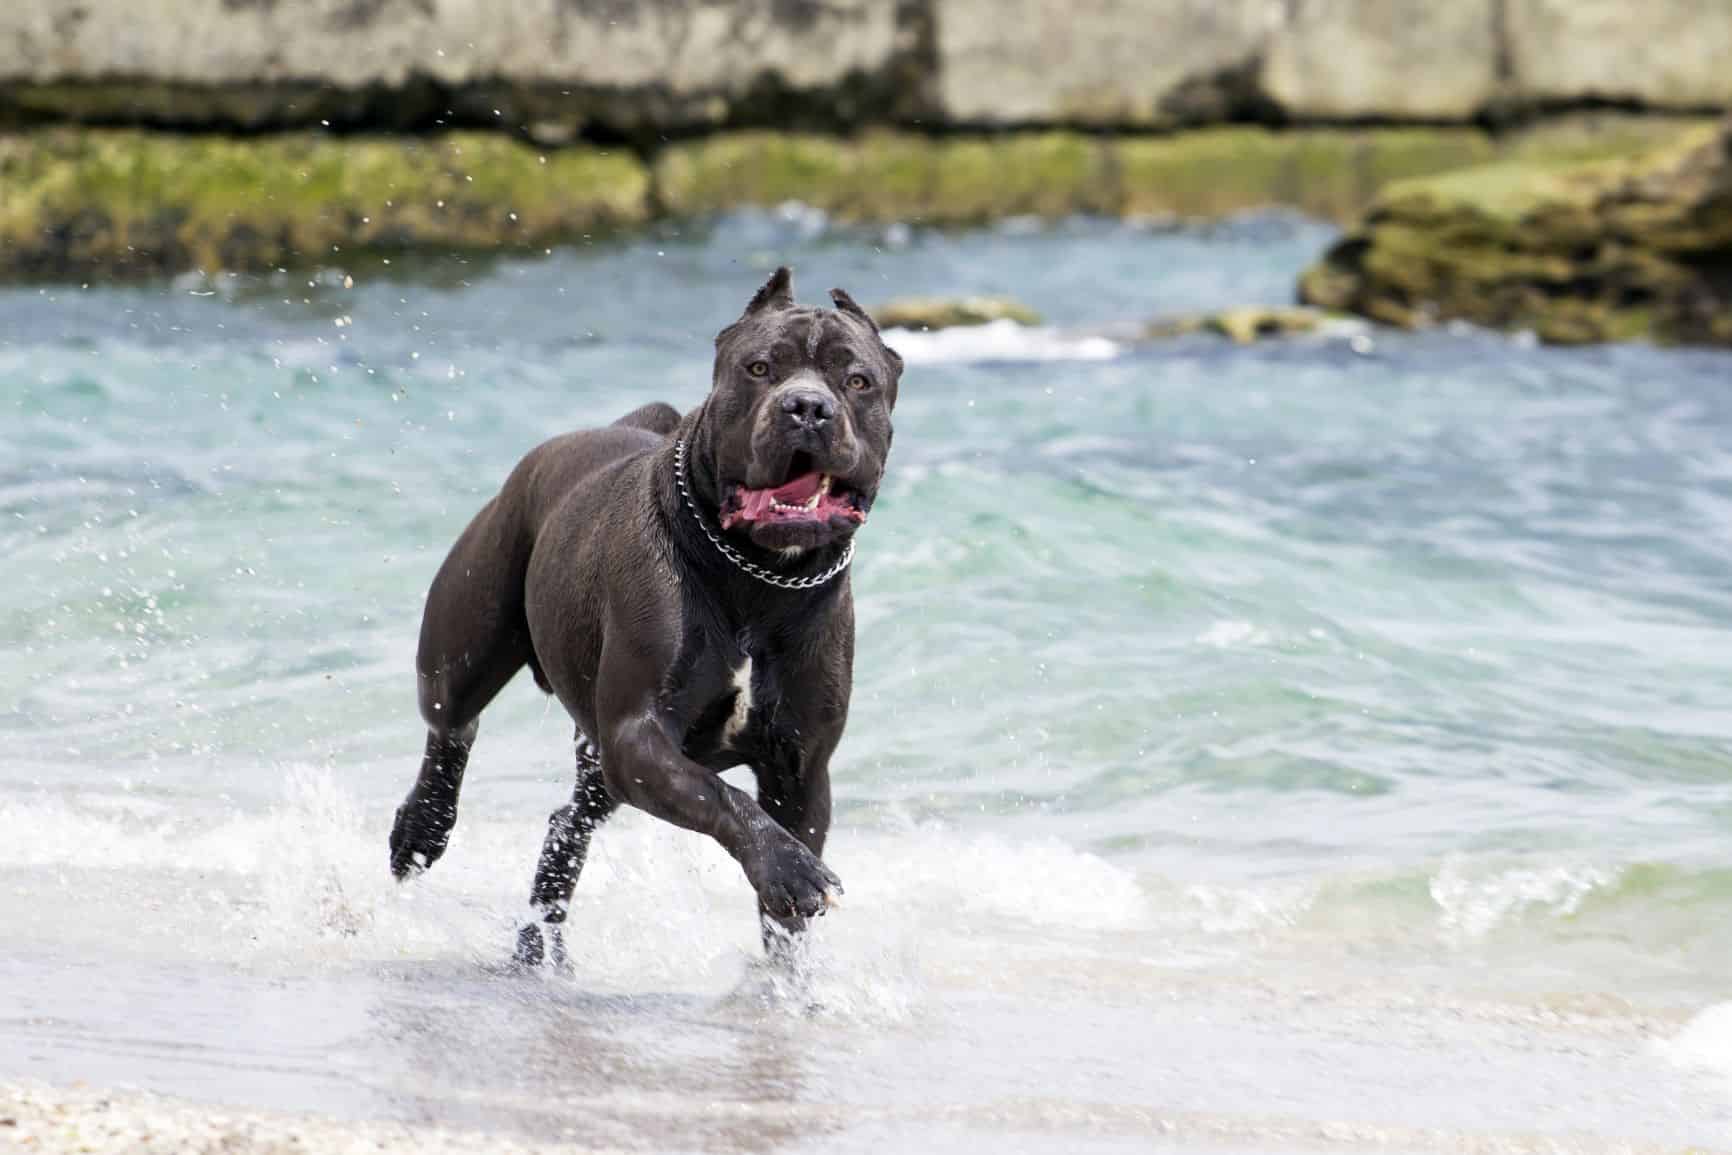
{"left": 673, "top": 439, "right": 854, "bottom": 591}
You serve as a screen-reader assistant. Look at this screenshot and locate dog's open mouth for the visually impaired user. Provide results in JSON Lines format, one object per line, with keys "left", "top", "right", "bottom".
{"left": 720, "top": 453, "right": 868, "bottom": 529}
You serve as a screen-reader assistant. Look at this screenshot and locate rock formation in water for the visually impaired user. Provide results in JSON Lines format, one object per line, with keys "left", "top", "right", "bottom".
{"left": 1300, "top": 117, "right": 1732, "bottom": 346}
{"left": 871, "top": 296, "right": 1042, "bottom": 331}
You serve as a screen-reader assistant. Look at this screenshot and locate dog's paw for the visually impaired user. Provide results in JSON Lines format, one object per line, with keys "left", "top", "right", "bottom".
{"left": 748, "top": 835, "right": 843, "bottom": 920}
{"left": 388, "top": 798, "right": 453, "bottom": 879}
{"left": 513, "top": 922, "right": 545, "bottom": 967}
{"left": 511, "top": 923, "right": 571, "bottom": 973}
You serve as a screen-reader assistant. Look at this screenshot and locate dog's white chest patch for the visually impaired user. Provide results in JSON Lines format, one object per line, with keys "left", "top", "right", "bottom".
{"left": 723, "top": 657, "right": 754, "bottom": 744}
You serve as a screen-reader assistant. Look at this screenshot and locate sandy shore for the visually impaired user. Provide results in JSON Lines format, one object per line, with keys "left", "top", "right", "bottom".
{"left": 6, "top": 1076, "right": 1726, "bottom": 1155}
{"left": 0, "top": 1083, "right": 613, "bottom": 1155}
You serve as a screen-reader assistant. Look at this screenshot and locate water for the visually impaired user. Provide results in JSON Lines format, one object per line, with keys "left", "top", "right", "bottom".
{"left": 4, "top": 212, "right": 1732, "bottom": 1151}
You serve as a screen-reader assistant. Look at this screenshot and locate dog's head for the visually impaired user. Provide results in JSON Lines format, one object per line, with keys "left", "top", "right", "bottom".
{"left": 698, "top": 267, "right": 903, "bottom": 555}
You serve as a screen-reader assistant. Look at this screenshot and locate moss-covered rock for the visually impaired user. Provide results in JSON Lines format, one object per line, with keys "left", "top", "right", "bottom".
{"left": 653, "top": 131, "right": 1117, "bottom": 223}
{"left": 1, "top": 119, "right": 1716, "bottom": 279}
{"left": 1144, "top": 305, "right": 1329, "bottom": 342}
{"left": 1112, "top": 121, "right": 1696, "bottom": 224}
{"left": 1299, "top": 118, "right": 1732, "bottom": 345}
{"left": 1113, "top": 128, "right": 1499, "bottom": 223}
{"left": 872, "top": 295, "right": 1042, "bottom": 330}
{"left": 656, "top": 127, "right": 1508, "bottom": 225}
{"left": 1501, "top": 113, "right": 1722, "bottom": 168}
{"left": 1204, "top": 305, "right": 1325, "bottom": 343}
{"left": 0, "top": 130, "right": 649, "bottom": 276}
{"left": 654, "top": 123, "right": 1694, "bottom": 230}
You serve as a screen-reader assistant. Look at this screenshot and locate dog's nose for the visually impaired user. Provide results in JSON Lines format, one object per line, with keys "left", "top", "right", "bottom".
{"left": 779, "top": 388, "right": 834, "bottom": 430}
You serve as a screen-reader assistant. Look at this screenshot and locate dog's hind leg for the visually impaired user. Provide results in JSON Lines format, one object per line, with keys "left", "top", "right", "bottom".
{"left": 515, "top": 731, "right": 620, "bottom": 966}
{"left": 391, "top": 495, "right": 533, "bottom": 879}
{"left": 390, "top": 720, "right": 479, "bottom": 878}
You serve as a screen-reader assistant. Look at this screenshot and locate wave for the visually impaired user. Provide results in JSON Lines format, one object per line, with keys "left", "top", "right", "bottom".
{"left": 6, "top": 773, "right": 1730, "bottom": 982}
{"left": 883, "top": 319, "right": 1122, "bottom": 365}
{"left": 0, "top": 771, "right": 1147, "bottom": 1024}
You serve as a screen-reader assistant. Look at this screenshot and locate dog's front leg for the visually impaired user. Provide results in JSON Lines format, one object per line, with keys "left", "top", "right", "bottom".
{"left": 598, "top": 707, "right": 842, "bottom": 921}
{"left": 755, "top": 755, "right": 833, "bottom": 954}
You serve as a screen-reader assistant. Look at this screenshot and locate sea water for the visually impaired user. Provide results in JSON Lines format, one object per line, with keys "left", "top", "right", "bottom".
{"left": 3, "top": 212, "right": 1732, "bottom": 1151}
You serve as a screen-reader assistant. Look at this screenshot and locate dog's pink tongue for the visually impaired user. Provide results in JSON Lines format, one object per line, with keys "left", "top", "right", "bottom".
{"left": 767, "top": 471, "right": 823, "bottom": 503}
{"left": 732, "top": 490, "right": 773, "bottom": 524}
{"left": 729, "top": 471, "right": 825, "bottom": 525}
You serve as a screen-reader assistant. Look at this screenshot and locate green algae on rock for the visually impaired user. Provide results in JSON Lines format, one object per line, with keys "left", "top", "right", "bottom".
{"left": 0, "top": 130, "right": 649, "bottom": 276}
{"left": 653, "top": 131, "right": 1116, "bottom": 224}
{"left": 1299, "top": 119, "right": 1732, "bottom": 345}
{"left": 872, "top": 295, "right": 1042, "bottom": 330}
{"left": 1110, "top": 122, "right": 1693, "bottom": 225}
{"left": 653, "top": 125, "right": 1665, "bottom": 230}
{"left": 656, "top": 127, "right": 1506, "bottom": 225}
{"left": 1114, "top": 128, "right": 1496, "bottom": 224}
{"left": 2, "top": 119, "right": 1720, "bottom": 280}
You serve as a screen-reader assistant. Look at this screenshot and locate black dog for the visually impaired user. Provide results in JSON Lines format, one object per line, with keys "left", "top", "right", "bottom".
{"left": 388, "top": 267, "right": 903, "bottom": 961}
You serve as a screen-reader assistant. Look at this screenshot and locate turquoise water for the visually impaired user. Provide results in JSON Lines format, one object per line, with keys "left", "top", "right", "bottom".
{"left": 4, "top": 213, "right": 1732, "bottom": 1150}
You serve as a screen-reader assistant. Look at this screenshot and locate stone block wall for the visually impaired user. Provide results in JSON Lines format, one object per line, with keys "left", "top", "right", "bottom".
{"left": 2, "top": 0, "right": 1729, "bottom": 135}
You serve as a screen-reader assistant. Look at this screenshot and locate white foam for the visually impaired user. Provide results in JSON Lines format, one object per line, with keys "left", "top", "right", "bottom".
{"left": 0, "top": 793, "right": 265, "bottom": 874}
{"left": 29, "top": 772, "right": 1681, "bottom": 1025}
{"left": 1660, "top": 1002, "right": 1732, "bottom": 1080}
{"left": 0, "top": 771, "right": 1160, "bottom": 1024}
{"left": 1169, "top": 880, "right": 1316, "bottom": 936}
{"left": 883, "top": 319, "right": 1121, "bottom": 365}
{"left": 859, "top": 829, "right": 1147, "bottom": 931}
{"left": 1194, "top": 619, "right": 1271, "bottom": 648}
{"left": 1428, "top": 856, "right": 1616, "bottom": 941}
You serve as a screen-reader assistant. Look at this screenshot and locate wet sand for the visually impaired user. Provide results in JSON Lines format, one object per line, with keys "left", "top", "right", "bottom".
{"left": 0, "top": 1081, "right": 614, "bottom": 1154}
{"left": 3, "top": 1071, "right": 1725, "bottom": 1155}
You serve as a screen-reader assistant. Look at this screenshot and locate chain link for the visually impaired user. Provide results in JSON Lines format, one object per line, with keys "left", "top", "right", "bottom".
{"left": 673, "top": 440, "right": 854, "bottom": 591}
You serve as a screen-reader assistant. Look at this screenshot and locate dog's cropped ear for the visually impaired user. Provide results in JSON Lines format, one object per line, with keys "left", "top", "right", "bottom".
{"left": 742, "top": 266, "right": 795, "bottom": 317}
{"left": 828, "top": 287, "right": 878, "bottom": 333}
{"left": 832, "top": 288, "right": 904, "bottom": 373}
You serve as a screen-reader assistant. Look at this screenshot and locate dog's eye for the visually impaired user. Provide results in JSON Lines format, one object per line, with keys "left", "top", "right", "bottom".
{"left": 845, "top": 373, "right": 871, "bottom": 391}
{"left": 746, "top": 360, "right": 770, "bottom": 378}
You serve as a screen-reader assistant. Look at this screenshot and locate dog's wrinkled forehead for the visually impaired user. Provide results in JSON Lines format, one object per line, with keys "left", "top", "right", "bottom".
{"left": 713, "top": 266, "right": 903, "bottom": 378}
{"left": 722, "top": 307, "right": 828, "bottom": 357}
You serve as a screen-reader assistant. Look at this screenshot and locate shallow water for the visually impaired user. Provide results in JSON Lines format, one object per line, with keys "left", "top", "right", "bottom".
{"left": 4, "top": 212, "right": 1732, "bottom": 1151}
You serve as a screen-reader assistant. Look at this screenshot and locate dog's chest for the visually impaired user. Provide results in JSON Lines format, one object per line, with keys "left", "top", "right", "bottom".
{"left": 680, "top": 641, "right": 793, "bottom": 764}
{"left": 722, "top": 656, "right": 756, "bottom": 746}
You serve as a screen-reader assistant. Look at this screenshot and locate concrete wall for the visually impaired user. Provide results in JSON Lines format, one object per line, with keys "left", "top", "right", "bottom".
{"left": 2, "top": 0, "right": 1729, "bottom": 134}
{"left": 931, "top": 0, "right": 1276, "bottom": 126}
{"left": 0, "top": 0, "right": 914, "bottom": 135}
{"left": 1505, "top": 0, "right": 1732, "bottom": 110}
{"left": 1260, "top": 0, "right": 1501, "bottom": 121}
{"left": 3, "top": 0, "right": 899, "bottom": 89}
